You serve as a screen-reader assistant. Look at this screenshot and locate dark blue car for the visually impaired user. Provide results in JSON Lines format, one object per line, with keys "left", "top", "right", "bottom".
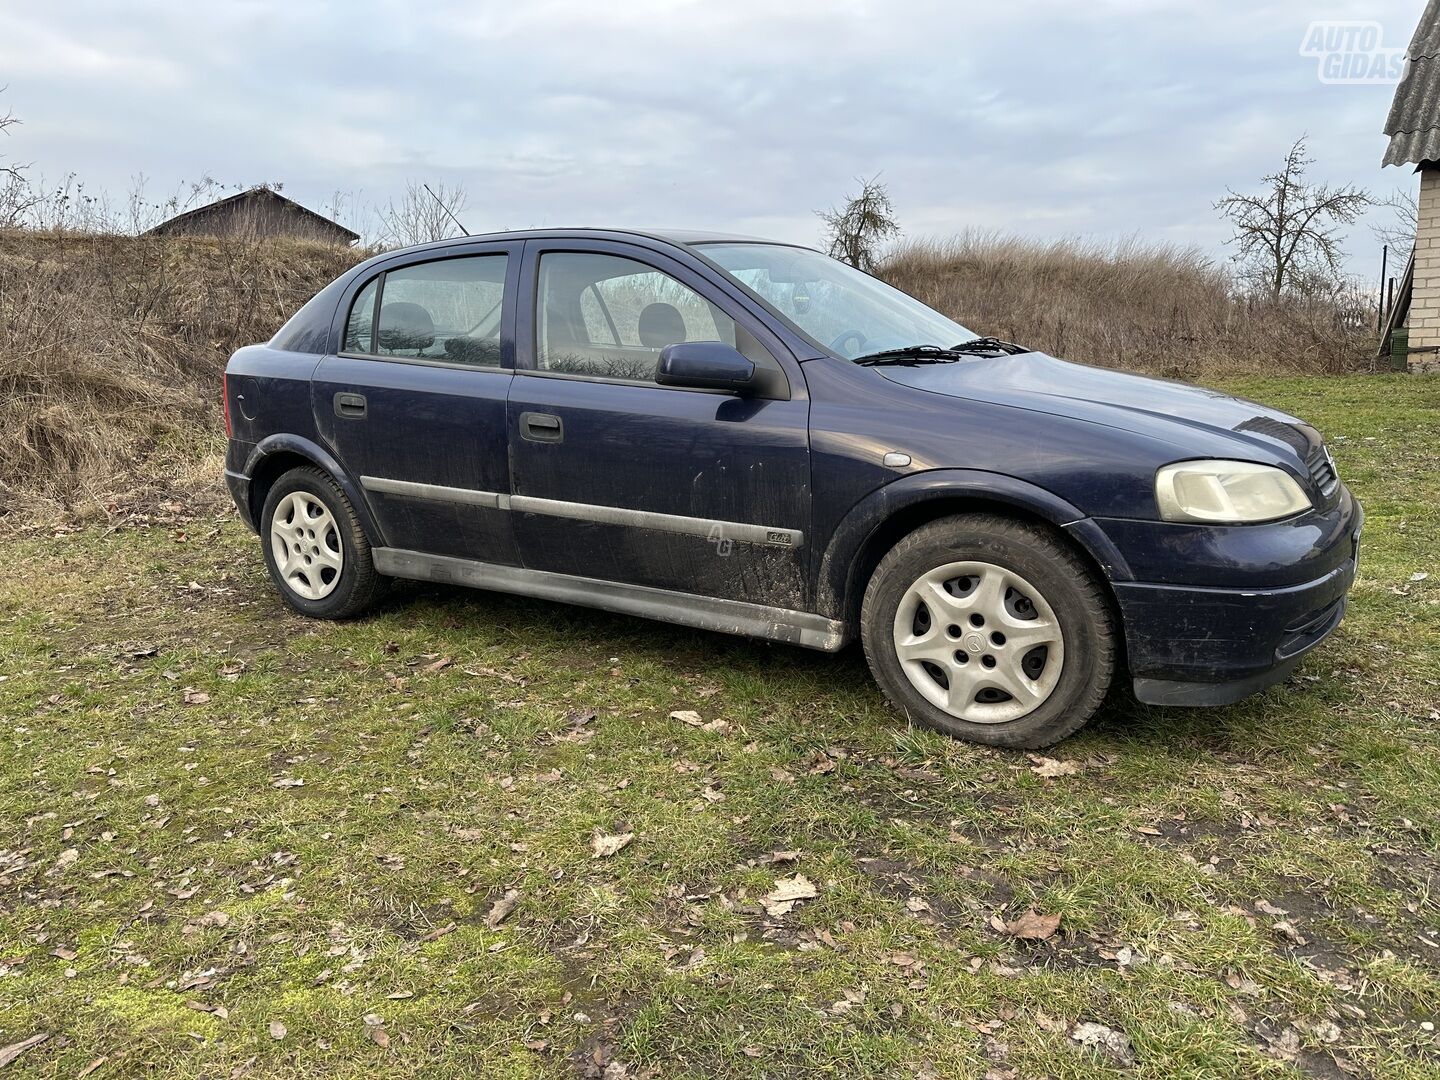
{"left": 223, "top": 229, "right": 1362, "bottom": 747}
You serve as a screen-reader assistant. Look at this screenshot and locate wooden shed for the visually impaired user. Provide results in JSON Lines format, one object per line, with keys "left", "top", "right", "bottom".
{"left": 144, "top": 187, "right": 359, "bottom": 245}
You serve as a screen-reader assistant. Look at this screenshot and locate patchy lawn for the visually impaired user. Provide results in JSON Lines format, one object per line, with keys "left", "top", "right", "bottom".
{"left": 1, "top": 375, "right": 1437, "bottom": 1079}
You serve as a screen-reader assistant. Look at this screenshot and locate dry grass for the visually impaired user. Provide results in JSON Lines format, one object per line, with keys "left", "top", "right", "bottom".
{"left": 0, "top": 230, "right": 363, "bottom": 520}
{"left": 0, "top": 228, "right": 1387, "bottom": 522}
{"left": 878, "top": 232, "right": 1380, "bottom": 378}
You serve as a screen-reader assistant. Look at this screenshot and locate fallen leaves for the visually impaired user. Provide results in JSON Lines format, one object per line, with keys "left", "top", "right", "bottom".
{"left": 182, "top": 688, "right": 211, "bottom": 705}
{"left": 1271, "top": 920, "right": 1308, "bottom": 945}
{"left": 462, "top": 664, "right": 526, "bottom": 685}
{"left": 762, "top": 874, "right": 818, "bottom": 916}
{"left": 0, "top": 1033, "right": 50, "bottom": 1068}
{"left": 268, "top": 1019, "right": 287, "bottom": 1041}
{"left": 362, "top": 1013, "right": 390, "bottom": 1048}
{"left": 670, "top": 709, "right": 731, "bottom": 734}
{"left": 45, "top": 848, "right": 78, "bottom": 876}
{"left": 271, "top": 777, "right": 305, "bottom": 789}
{"left": 485, "top": 889, "right": 521, "bottom": 929}
{"left": 805, "top": 750, "right": 839, "bottom": 775}
{"left": 1256, "top": 1022, "right": 1301, "bottom": 1062}
{"left": 1225, "top": 971, "right": 1263, "bottom": 996}
{"left": 760, "top": 850, "right": 800, "bottom": 866}
{"left": 992, "top": 908, "right": 1062, "bottom": 941}
{"left": 1028, "top": 755, "right": 1081, "bottom": 779}
{"left": 563, "top": 708, "right": 597, "bottom": 728}
{"left": 1070, "top": 1022, "right": 1135, "bottom": 1067}
{"left": 183, "top": 910, "right": 231, "bottom": 935}
{"left": 591, "top": 831, "right": 635, "bottom": 859}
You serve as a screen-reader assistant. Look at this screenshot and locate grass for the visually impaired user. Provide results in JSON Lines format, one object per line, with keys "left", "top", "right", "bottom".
{"left": 1, "top": 374, "right": 1437, "bottom": 1078}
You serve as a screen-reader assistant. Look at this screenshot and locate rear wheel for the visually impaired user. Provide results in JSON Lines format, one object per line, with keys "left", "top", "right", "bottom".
{"left": 861, "top": 514, "right": 1115, "bottom": 748}
{"left": 260, "top": 467, "right": 384, "bottom": 619}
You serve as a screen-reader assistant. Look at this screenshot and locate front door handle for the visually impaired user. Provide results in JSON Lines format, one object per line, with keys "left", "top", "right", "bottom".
{"left": 520, "top": 411, "right": 563, "bottom": 443}
{"left": 334, "top": 392, "right": 367, "bottom": 419}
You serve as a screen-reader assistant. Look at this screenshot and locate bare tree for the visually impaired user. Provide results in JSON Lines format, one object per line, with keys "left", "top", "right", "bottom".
{"left": 818, "top": 175, "right": 900, "bottom": 271}
{"left": 1371, "top": 187, "right": 1418, "bottom": 259}
{"left": 0, "top": 89, "right": 39, "bottom": 227}
{"left": 124, "top": 173, "right": 226, "bottom": 234}
{"left": 375, "top": 180, "right": 469, "bottom": 248}
{"left": 1216, "top": 137, "right": 1371, "bottom": 301}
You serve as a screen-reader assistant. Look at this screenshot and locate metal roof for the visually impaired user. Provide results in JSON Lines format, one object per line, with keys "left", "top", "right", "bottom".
{"left": 1384, "top": 0, "right": 1440, "bottom": 167}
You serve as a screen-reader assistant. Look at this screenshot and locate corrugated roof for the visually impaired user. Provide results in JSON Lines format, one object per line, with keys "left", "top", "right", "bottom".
{"left": 1408, "top": 0, "right": 1440, "bottom": 59}
{"left": 1384, "top": 0, "right": 1440, "bottom": 166}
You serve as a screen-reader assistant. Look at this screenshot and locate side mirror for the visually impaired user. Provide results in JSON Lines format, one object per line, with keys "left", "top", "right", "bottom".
{"left": 656, "top": 341, "right": 757, "bottom": 394}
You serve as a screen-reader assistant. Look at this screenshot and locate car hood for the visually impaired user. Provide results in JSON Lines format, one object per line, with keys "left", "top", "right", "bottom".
{"left": 874, "top": 352, "right": 1320, "bottom": 463}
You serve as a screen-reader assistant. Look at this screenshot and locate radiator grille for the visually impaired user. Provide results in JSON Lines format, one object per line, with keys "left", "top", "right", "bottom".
{"left": 1306, "top": 445, "right": 1339, "bottom": 498}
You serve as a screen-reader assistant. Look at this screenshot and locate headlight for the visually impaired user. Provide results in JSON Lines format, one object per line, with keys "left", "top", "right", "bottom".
{"left": 1155, "top": 460, "right": 1312, "bottom": 524}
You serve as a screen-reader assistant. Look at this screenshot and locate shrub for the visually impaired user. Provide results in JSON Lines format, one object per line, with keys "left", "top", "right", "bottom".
{"left": 878, "top": 232, "right": 1378, "bottom": 378}
{"left": 0, "top": 230, "right": 362, "bottom": 519}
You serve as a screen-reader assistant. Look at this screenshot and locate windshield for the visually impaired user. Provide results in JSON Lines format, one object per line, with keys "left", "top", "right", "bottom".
{"left": 697, "top": 242, "right": 975, "bottom": 360}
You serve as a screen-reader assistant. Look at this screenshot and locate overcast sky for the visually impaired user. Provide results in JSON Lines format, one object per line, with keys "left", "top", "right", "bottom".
{"left": 0, "top": 0, "right": 1425, "bottom": 283}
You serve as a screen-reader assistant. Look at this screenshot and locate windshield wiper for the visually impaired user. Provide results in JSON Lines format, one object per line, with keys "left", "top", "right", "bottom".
{"left": 854, "top": 344, "right": 962, "bottom": 366}
{"left": 853, "top": 338, "right": 1029, "bottom": 366}
{"left": 949, "top": 336, "right": 1029, "bottom": 355}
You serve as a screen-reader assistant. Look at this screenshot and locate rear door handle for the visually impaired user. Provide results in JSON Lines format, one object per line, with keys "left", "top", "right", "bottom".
{"left": 335, "top": 392, "right": 367, "bottom": 419}
{"left": 520, "top": 411, "right": 563, "bottom": 443}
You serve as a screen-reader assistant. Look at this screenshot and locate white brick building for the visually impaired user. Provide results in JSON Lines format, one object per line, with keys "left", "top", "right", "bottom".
{"left": 1383, "top": 1, "right": 1440, "bottom": 370}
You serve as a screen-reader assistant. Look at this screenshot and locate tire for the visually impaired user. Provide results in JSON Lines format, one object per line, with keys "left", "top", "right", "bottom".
{"left": 259, "top": 466, "right": 385, "bottom": 620}
{"left": 860, "top": 513, "right": 1115, "bottom": 748}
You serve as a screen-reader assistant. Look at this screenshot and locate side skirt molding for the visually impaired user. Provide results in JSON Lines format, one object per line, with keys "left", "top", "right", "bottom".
{"left": 372, "top": 548, "right": 848, "bottom": 652}
{"left": 359, "top": 476, "right": 802, "bottom": 550}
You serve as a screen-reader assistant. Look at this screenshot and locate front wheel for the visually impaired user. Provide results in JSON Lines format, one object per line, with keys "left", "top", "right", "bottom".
{"left": 260, "top": 466, "right": 385, "bottom": 619}
{"left": 860, "top": 514, "right": 1115, "bottom": 748}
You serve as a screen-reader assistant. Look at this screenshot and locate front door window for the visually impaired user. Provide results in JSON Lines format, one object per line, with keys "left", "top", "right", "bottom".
{"left": 535, "top": 252, "right": 735, "bottom": 383}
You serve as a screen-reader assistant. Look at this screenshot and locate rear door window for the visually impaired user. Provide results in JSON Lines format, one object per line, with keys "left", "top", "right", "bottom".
{"left": 344, "top": 254, "right": 508, "bottom": 366}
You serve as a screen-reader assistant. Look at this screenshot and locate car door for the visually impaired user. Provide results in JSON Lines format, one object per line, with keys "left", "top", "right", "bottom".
{"left": 507, "top": 238, "right": 812, "bottom": 611}
{"left": 312, "top": 242, "right": 521, "bottom": 564}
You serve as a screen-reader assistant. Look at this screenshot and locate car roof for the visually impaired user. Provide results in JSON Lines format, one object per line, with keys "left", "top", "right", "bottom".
{"left": 370, "top": 227, "right": 815, "bottom": 259}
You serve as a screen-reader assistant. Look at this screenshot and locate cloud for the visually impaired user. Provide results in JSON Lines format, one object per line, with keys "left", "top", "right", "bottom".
{"left": 0, "top": 0, "right": 1417, "bottom": 281}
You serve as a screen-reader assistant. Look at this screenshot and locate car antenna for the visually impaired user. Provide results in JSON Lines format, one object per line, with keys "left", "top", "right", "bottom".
{"left": 424, "top": 183, "right": 470, "bottom": 237}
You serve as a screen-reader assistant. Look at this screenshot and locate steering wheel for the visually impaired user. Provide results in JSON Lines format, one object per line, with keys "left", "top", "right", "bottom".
{"left": 830, "top": 329, "right": 867, "bottom": 356}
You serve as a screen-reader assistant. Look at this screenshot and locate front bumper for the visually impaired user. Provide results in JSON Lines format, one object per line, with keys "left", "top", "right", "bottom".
{"left": 1104, "top": 493, "right": 1363, "bottom": 707}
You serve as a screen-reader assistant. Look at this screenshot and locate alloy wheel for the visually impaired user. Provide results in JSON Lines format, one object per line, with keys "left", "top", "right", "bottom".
{"left": 269, "top": 491, "right": 344, "bottom": 600}
{"left": 891, "top": 560, "right": 1065, "bottom": 723}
